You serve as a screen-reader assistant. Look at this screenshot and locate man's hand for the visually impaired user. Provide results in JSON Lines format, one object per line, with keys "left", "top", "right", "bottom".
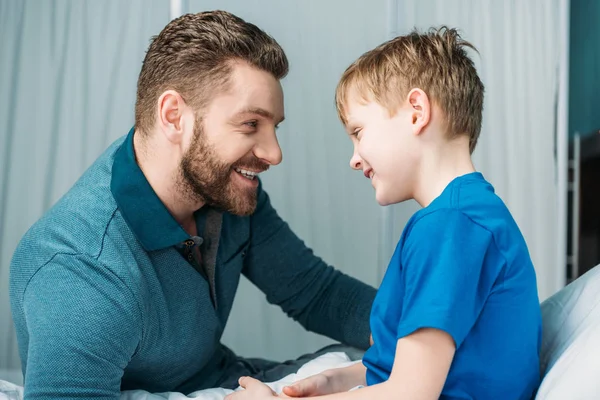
{"left": 224, "top": 377, "right": 279, "bottom": 400}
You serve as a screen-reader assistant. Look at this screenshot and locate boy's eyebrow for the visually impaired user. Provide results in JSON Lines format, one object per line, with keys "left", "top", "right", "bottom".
{"left": 345, "top": 120, "right": 359, "bottom": 134}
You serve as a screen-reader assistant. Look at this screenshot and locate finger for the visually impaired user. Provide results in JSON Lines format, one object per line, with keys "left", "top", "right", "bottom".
{"left": 282, "top": 379, "right": 312, "bottom": 397}
{"left": 281, "top": 386, "right": 302, "bottom": 397}
{"left": 239, "top": 376, "right": 276, "bottom": 395}
{"left": 238, "top": 376, "right": 258, "bottom": 389}
{"left": 282, "top": 385, "right": 300, "bottom": 397}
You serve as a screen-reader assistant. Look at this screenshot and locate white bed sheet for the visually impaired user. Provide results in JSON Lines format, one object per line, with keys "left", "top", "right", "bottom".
{"left": 0, "top": 352, "right": 356, "bottom": 400}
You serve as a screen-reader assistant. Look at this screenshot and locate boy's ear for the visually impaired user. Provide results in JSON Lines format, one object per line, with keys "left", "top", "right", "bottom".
{"left": 407, "top": 88, "right": 431, "bottom": 136}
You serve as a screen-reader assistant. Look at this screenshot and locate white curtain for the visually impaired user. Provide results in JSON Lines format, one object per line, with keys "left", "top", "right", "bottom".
{"left": 0, "top": 0, "right": 169, "bottom": 379}
{"left": 0, "top": 0, "right": 567, "bottom": 378}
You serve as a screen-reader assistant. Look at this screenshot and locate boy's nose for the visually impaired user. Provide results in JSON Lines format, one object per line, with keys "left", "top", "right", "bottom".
{"left": 350, "top": 150, "right": 362, "bottom": 170}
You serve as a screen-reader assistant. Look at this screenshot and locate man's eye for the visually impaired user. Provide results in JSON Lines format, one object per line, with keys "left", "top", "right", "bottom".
{"left": 244, "top": 121, "right": 258, "bottom": 129}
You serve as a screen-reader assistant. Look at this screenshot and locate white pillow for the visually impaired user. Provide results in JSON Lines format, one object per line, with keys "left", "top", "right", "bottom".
{"left": 536, "top": 264, "right": 600, "bottom": 399}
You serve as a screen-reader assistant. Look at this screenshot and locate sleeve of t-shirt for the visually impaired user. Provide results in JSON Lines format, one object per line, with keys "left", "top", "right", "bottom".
{"left": 21, "top": 253, "right": 143, "bottom": 400}
{"left": 397, "top": 209, "right": 502, "bottom": 348}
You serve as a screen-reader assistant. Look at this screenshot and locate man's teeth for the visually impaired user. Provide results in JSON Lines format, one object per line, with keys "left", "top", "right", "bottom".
{"left": 235, "top": 168, "right": 259, "bottom": 180}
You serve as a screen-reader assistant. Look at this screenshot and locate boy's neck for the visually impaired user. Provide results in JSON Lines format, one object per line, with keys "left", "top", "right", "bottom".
{"left": 413, "top": 137, "right": 475, "bottom": 208}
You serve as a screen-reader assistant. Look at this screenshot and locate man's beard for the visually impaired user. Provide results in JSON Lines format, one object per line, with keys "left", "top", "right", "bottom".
{"left": 178, "top": 119, "right": 268, "bottom": 216}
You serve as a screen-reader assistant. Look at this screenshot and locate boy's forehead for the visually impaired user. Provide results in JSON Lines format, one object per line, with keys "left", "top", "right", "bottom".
{"left": 344, "top": 103, "right": 375, "bottom": 133}
{"left": 345, "top": 86, "right": 370, "bottom": 105}
{"left": 338, "top": 84, "right": 379, "bottom": 127}
{"left": 343, "top": 103, "right": 362, "bottom": 129}
{"left": 343, "top": 93, "right": 368, "bottom": 117}
{"left": 345, "top": 96, "right": 377, "bottom": 118}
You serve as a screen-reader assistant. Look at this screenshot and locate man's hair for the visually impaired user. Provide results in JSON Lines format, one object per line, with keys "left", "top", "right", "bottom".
{"left": 135, "top": 10, "right": 289, "bottom": 134}
{"left": 335, "top": 26, "right": 484, "bottom": 153}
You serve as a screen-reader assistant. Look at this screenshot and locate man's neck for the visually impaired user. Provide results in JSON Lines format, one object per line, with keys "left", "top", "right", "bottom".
{"left": 413, "top": 138, "right": 475, "bottom": 208}
{"left": 133, "top": 129, "right": 204, "bottom": 234}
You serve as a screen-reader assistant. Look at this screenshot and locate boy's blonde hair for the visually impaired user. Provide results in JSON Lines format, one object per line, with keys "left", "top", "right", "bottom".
{"left": 335, "top": 26, "right": 484, "bottom": 153}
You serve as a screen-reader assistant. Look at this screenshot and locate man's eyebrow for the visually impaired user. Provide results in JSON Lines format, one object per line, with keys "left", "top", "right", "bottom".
{"left": 235, "top": 107, "right": 285, "bottom": 124}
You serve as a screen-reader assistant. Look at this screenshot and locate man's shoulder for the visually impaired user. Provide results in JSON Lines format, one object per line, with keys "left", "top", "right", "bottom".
{"left": 23, "top": 143, "right": 121, "bottom": 248}
{"left": 10, "top": 136, "right": 133, "bottom": 293}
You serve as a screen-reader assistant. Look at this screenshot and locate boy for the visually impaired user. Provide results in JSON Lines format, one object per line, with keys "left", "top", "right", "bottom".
{"left": 229, "top": 27, "right": 541, "bottom": 400}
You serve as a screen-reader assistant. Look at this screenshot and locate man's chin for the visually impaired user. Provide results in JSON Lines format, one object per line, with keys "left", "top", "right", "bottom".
{"left": 229, "top": 194, "right": 258, "bottom": 216}
{"left": 212, "top": 187, "right": 258, "bottom": 216}
{"left": 230, "top": 206, "right": 256, "bottom": 217}
{"left": 221, "top": 201, "right": 256, "bottom": 216}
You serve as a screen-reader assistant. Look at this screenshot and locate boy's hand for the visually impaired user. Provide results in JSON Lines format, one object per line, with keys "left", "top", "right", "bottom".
{"left": 284, "top": 363, "right": 366, "bottom": 397}
{"left": 282, "top": 373, "right": 332, "bottom": 397}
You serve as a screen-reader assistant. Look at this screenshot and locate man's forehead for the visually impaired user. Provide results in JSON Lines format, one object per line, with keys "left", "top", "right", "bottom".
{"left": 224, "top": 66, "right": 284, "bottom": 121}
{"left": 205, "top": 83, "right": 284, "bottom": 123}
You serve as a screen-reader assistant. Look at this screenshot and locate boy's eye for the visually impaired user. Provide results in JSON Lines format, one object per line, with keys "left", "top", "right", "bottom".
{"left": 353, "top": 129, "right": 362, "bottom": 138}
{"left": 244, "top": 121, "right": 258, "bottom": 129}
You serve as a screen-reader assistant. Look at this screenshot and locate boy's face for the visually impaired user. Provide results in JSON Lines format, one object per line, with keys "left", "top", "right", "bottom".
{"left": 344, "top": 95, "right": 420, "bottom": 206}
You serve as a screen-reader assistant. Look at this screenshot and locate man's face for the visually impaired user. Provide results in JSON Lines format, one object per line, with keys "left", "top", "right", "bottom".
{"left": 178, "top": 62, "right": 285, "bottom": 216}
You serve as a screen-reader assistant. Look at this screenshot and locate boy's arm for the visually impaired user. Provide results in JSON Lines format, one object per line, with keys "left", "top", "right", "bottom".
{"left": 383, "top": 328, "right": 455, "bottom": 398}
{"left": 282, "top": 362, "right": 367, "bottom": 397}
{"left": 283, "top": 333, "right": 370, "bottom": 396}
{"left": 236, "top": 328, "right": 455, "bottom": 400}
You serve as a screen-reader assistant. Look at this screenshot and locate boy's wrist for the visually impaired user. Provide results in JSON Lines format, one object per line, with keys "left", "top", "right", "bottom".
{"left": 323, "top": 362, "right": 366, "bottom": 392}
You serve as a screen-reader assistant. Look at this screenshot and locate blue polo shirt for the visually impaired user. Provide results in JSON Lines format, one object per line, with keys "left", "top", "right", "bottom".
{"left": 363, "top": 173, "right": 541, "bottom": 399}
{"left": 9, "top": 128, "right": 376, "bottom": 399}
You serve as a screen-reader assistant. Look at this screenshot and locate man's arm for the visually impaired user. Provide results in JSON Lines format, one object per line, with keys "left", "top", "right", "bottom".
{"left": 243, "top": 182, "right": 376, "bottom": 349}
{"left": 20, "top": 253, "right": 142, "bottom": 399}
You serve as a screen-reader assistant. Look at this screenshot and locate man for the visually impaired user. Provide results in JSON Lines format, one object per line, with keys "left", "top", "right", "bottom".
{"left": 9, "top": 10, "right": 376, "bottom": 399}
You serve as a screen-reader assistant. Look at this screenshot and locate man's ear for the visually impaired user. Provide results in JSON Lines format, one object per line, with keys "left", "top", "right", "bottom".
{"left": 406, "top": 88, "right": 431, "bottom": 136}
{"left": 156, "top": 90, "right": 187, "bottom": 144}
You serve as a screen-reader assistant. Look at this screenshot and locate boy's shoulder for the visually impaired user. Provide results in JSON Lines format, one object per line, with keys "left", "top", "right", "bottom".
{"left": 401, "top": 172, "right": 528, "bottom": 267}
{"left": 411, "top": 172, "right": 509, "bottom": 230}
{"left": 430, "top": 172, "right": 499, "bottom": 209}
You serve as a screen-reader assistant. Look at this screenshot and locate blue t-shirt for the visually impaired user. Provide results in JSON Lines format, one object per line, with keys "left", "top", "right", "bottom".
{"left": 363, "top": 172, "right": 541, "bottom": 400}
